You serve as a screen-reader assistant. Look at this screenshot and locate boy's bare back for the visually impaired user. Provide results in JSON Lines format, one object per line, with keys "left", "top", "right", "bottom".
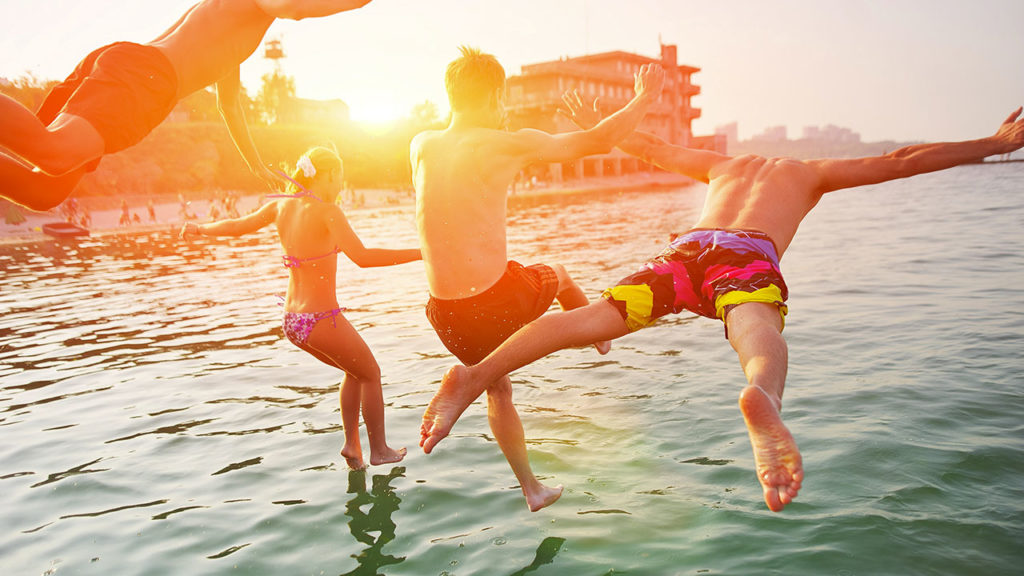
{"left": 694, "top": 156, "right": 825, "bottom": 256}
{"left": 412, "top": 127, "right": 525, "bottom": 300}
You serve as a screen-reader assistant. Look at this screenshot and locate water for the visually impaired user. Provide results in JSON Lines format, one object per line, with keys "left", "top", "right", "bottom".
{"left": 2, "top": 163, "right": 1023, "bottom": 575}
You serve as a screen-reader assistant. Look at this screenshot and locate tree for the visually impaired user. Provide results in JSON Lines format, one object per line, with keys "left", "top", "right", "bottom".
{"left": 256, "top": 71, "right": 296, "bottom": 125}
{"left": 409, "top": 100, "right": 444, "bottom": 130}
{"left": 0, "top": 73, "right": 58, "bottom": 111}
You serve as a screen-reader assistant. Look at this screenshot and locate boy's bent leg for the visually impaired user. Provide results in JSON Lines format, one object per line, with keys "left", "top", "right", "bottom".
{"left": 486, "top": 376, "right": 562, "bottom": 512}
{"left": 549, "top": 263, "right": 611, "bottom": 354}
{"left": 725, "top": 302, "right": 803, "bottom": 512}
{"left": 0, "top": 94, "right": 103, "bottom": 176}
{"left": 421, "top": 300, "right": 629, "bottom": 454}
{"left": 0, "top": 151, "right": 88, "bottom": 212}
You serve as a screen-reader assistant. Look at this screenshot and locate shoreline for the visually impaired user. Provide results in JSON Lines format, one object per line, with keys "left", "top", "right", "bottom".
{"left": 0, "top": 173, "right": 694, "bottom": 247}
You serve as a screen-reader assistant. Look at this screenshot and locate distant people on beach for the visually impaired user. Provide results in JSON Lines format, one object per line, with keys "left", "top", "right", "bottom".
{"left": 118, "top": 199, "right": 132, "bottom": 227}
{"left": 422, "top": 96, "right": 1024, "bottom": 512}
{"left": 0, "top": 0, "right": 375, "bottom": 212}
{"left": 180, "top": 146, "right": 420, "bottom": 469}
{"left": 411, "top": 45, "right": 664, "bottom": 511}
{"left": 208, "top": 196, "right": 221, "bottom": 221}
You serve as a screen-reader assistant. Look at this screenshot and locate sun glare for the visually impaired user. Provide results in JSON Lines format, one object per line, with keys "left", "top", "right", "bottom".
{"left": 348, "top": 94, "right": 404, "bottom": 127}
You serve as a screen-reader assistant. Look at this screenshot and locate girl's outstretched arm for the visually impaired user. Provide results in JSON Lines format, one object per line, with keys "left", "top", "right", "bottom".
{"left": 180, "top": 199, "right": 278, "bottom": 238}
{"left": 324, "top": 204, "right": 421, "bottom": 267}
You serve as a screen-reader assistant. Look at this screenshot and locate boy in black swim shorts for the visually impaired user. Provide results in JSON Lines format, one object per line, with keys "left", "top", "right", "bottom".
{"left": 426, "top": 261, "right": 558, "bottom": 365}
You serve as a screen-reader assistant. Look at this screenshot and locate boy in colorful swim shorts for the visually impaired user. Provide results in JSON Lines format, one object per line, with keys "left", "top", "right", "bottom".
{"left": 0, "top": 0, "right": 374, "bottom": 212}
{"left": 411, "top": 46, "right": 664, "bottom": 511}
{"left": 181, "top": 146, "right": 421, "bottom": 470}
{"left": 421, "top": 91, "right": 1024, "bottom": 513}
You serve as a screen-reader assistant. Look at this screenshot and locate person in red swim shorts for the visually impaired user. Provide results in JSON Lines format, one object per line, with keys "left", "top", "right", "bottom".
{"left": 0, "top": 0, "right": 374, "bottom": 212}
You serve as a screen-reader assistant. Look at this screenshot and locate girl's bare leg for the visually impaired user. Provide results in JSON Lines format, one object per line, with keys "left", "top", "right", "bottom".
{"left": 304, "top": 314, "right": 405, "bottom": 469}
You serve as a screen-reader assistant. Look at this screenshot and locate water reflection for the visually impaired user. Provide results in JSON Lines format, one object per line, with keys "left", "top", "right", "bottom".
{"left": 340, "top": 466, "right": 406, "bottom": 576}
{"left": 508, "top": 536, "right": 566, "bottom": 576}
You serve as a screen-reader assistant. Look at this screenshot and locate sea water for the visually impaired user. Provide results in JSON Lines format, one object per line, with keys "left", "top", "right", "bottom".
{"left": 1, "top": 163, "right": 1022, "bottom": 575}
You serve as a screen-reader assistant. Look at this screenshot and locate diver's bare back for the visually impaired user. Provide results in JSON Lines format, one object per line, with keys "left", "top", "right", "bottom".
{"left": 147, "top": 0, "right": 275, "bottom": 98}
{"left": 694, "top": 155, "right": 824, "bottom": 256}
{"left": 414, "top": 128, "right": 520, "bottom": 299}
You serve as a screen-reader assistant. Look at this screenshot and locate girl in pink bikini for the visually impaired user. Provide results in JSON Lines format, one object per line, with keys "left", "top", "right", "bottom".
{"left": 181, "top": 146, "right": 420, "bottom": 469}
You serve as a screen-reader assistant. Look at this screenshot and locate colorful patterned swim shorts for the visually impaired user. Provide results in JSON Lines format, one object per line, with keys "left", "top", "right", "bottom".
{"left": 602, "top": 228, "right": 789, "bottom": 334}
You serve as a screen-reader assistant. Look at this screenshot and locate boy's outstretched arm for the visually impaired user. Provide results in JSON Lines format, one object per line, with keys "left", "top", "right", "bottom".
{"left": 495, "top": 64, "right": 665, "bottom": 166}
{"left": 559, "top": 91, "right": 730, "bottom": 184}
{"left": 812, "top": 107, "right": 1024, "bottom": 193}
{"left": 216, "top": 69, "right": 288, "bottom": 192}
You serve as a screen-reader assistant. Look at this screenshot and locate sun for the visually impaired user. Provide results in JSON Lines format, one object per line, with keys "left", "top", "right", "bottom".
{"left": 347, "top": 94, "right": 404, "bottom": 127}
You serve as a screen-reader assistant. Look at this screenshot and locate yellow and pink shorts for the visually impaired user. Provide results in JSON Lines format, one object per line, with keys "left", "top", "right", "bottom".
{"left": 602, "top": 228, "right": 788, "bottom": 335}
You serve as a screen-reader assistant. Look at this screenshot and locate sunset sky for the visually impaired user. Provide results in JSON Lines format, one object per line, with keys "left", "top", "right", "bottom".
{"left": 1, "top": 0, "right": 1021, "bottom": 142}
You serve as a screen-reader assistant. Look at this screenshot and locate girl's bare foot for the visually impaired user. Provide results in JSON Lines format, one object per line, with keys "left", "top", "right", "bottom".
{"left": 341, "top": 443, "right": 366, "bottom": 470}
{"left": 524, "top": 482, "right": 563, "bottom": 512}
{"left": 370, "top": 446, "right": 407, "bottom": 466}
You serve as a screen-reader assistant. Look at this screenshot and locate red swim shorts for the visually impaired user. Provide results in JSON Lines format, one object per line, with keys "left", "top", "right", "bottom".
{"left": 36, "top": 42, "right": 179, "bottom": 159}
{"left": 425, "top": 261, "right": 559, "bottom": 365}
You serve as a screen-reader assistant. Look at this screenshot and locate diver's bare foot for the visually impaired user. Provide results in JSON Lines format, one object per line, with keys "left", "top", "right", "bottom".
{"left": 420, "top": 365, "right": 485, "bottom": 454}
{"left": 524, "top": 483, "right": 563, "bottom": 512}
{"left": 739, "top": 385, "right": 803, "bottom": 512}
{"left": 594, "top": 340, "right": 612, "bottom": 355}
{"left": 341, "top": 444, "right": 366, "bottom": 470}
{"left": 370, "top": 446, "right": 407, "bottom": 466}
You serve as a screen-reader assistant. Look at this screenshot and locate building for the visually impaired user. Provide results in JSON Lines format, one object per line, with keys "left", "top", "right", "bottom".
{"left": 802, "top": 124, "right": 860, "bottom": 144}
{"left": 284, "top": 97, "right": 350, "bottom": 126}
{"left": 505, "top": 43, "right": 722, "bottom": 184}
{"left": 715, "top": 122, "right": 739, "bottom": 152}
{"left": 752, "top": 125, "right": 788, "bottom": 142}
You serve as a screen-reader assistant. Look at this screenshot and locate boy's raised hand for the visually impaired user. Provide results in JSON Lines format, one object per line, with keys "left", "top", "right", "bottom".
{"left": 634, "top": 63, "right": 664, "bottom": 103}
{"left": 559, "top": 89, "right": 603, "bottom": 130}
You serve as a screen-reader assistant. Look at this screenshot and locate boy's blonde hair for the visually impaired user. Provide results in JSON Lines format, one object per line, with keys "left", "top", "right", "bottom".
{"left": 445, "top": 46, "right": 505, "bottom": 112}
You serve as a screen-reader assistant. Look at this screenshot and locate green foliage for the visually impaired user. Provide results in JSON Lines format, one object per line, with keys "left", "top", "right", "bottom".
{"left": 256, "top": 71, "right": 296, "bottom": 125}
{"left": 0, "top": 73, "right": 59, "bottom": 111}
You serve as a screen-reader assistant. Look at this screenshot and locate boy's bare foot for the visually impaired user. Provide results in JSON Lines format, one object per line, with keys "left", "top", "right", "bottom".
{"left": 594, "top": 340, "right": 612, "bottom": 355}
{"left": 370, "top": 446, "right": 407, "bottom": 466}
{"left": 420, "top": 365, "right": 485, "bottom": 454}
{"left": 738, "top": 385, "right": 803, "bottom": 512}
{"left": 524, "top": 483, "right": 563, "bottom": 512}
{"left": 341, "top": 444, "right": 366, "bottom": 470}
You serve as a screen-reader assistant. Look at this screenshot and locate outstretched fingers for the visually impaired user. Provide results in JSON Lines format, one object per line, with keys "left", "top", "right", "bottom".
{"left": 1003, "top": 106, "right": 1023, "bottom": 125}
{"left": 559, "top": 89, "right": 601, "bottom": 129}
